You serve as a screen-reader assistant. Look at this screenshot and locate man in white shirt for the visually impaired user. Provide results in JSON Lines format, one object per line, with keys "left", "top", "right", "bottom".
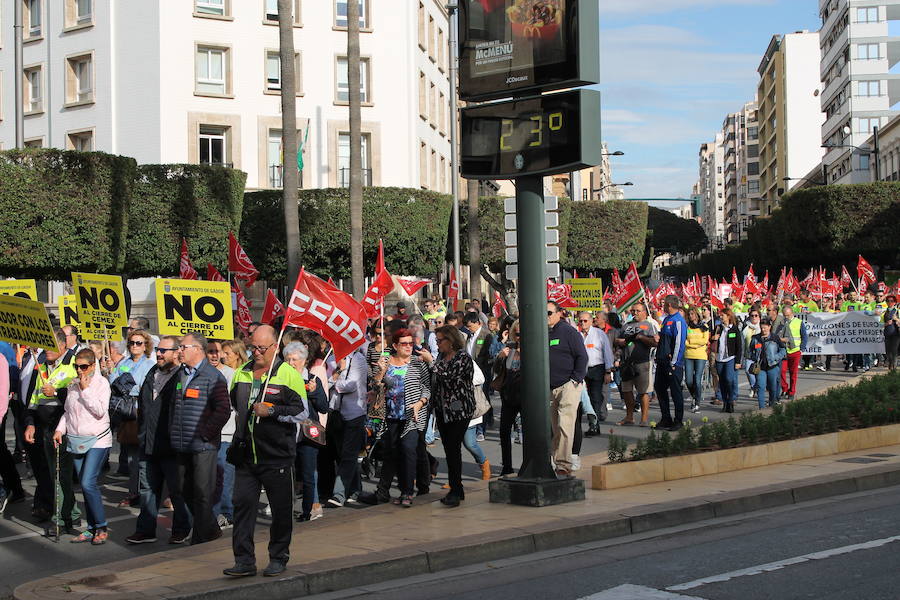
{"left": 576, "top": 312, "right": 614, "bottom": 433}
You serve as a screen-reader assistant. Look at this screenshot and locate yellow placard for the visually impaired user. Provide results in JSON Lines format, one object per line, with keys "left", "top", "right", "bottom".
{"left": 72, "top": 272, "right": 129, "bottom": 328}
{"left": 156, "top": 279, "right": 234, "bottom": 339}
{"left": 58, "top": 294, "right": 80, "bottom": 328}
{"left": 59, "top": 293, "right": 122, "bottom": 340}
{"left": 0, "top": 279, "right": 38, "bottom": 301}
{"left": 0, "top": 294, "right": 58, "bottom": 351}
{"left": 566, "top": 278, "right": 604, "bottom": 311}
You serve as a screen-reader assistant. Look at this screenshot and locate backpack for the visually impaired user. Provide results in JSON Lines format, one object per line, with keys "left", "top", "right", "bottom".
{"left": 108, "top": 371, "right": 137, "bottom": 426}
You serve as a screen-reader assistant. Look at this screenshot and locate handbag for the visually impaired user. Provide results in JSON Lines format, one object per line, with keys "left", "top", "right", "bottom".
{"left": 225, "top": 439, "right": 248, "bottom": 467}
{"left": 66, "top": 428, "right": 109, "bottom": 454}
{"left": 749, "top": 362, "right": 762, "bottom": 375}
{"left": 490, "top": 360, "right": 507, "bottom": 392}
{"left": 472, "top": 385, "right": 491, "bottom": 418}
{"left": 619, "top": 356, "right": 638, "bottom": 382}
{"left": 299, "top": 418, "right": 327, "bottom": 446}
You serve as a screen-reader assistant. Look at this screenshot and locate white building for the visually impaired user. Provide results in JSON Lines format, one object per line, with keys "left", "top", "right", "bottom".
{"left": 697, "top": 133, "right": 725, "bottom": 249}
{"left": 818, "top": 0, "right": 900, "bottom": 184}
{"left": 0, "top": 0, "right": 452, "bottom": 192}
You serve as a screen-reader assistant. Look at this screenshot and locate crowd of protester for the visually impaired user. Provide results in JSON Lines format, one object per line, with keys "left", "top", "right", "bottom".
{"left": 0, "top": 286, "right": 895, "bottom": 575}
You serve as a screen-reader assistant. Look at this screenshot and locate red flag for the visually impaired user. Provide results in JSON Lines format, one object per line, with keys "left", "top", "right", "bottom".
{"left": 447, "top": 267, "right": 460, "bottom": 312}
{"left": 207, "top": 263, "right": 226, "bottom": 282}
{"left": 547, "top": 280, "right": 578, "bottom": 309}
{"left": 572, "top": 269, "right": 579, "bottom": 279}
{"left": 361, "top": 240, "right": 395, "bottom": 318}
{"left": 491, "top": 291, "right": 507, "bottom": 318}
{"left": 799, "top": 269, "right": 813, "bottom": 289}
{"left": 260, "top": 289, "right": 285, "bottom": 325}
{"left": 611, "top": 268, "right": 623, "bottom": 294}
{"left": 709, "top": 284, "right": 726, "bottom": 310}
{"left": 761, "top": 270, "right": 769, "bottom": 290}
{"left": 857, "top": 255, "right": 876, "bottom": 286}
{"left": 786, "top": 269, "right": 801, "bottom": 295}
{"left": 611, "top": 262, "right": 644, "bottom": 312}
{"left": 283, "top": 269, "right": 367, "bottom": 360}
{"left": 745, "top": 264, "right": 756, "bottom": 284}
{"left": 179, "top": 239, "right": 198, "bottom": 280}
{"left": 327, "top": 277, "right": 336, "bottom": 287}
{"left": 840, "top": 265, "right": 853, "bottom": 289}
{"left": 233, "top": 284, "right": 253, "bottom": 333}
{"left": 397, "top": 277, "right": 431, "bottom": 297}
{"left": 228, "top": 231, "right": 259, "bottom": 288}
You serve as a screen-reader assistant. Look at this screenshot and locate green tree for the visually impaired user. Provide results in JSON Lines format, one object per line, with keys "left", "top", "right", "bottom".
{"left": 647, "top": 206, "right": 708, "bottom": 256}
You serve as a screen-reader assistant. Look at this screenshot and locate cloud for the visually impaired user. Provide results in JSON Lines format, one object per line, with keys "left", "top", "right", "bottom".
{"left": 600, "top": 0, "right": 776, "bottom": 16}
{"left": 598, "top": 24, "right": 708, "bottom": 46}
{"left": 603, "top": 109, "right": 645, "bottom": 124}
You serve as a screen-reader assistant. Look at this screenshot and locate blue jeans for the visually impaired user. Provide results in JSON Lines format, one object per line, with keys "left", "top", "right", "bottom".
{"left": 296, "top": 442, "right": 319, "bottom": 518}
{"left": 463, "top": 426, "right": 486, "bottom": 465}
{"left": 213, "top": 442, "right": 235, "bottom": 519}
{"left": 743, "top": 358, "right": 757, "bottom": 393}
{"left": 137, "top": 454, "right": 192, "bottom": 537}
{"left": 425, "top": 413, "right": 437, "bottom": 444}
{"left": 684, "top": 358, "right": 706, "bottom": 403}
{"left": 580, "top": 386, "right": 596, "bottom": 417}
{"left": 715, "top": 360, "right": 737, "bottom": 405}
{"left": 73, "top": 447, "right": 109, "bottom": 530}
{"left": 757, "top": 366, "right": 781, "bottom": 409}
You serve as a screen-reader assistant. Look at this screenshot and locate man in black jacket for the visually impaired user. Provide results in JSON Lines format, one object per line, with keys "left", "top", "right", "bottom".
{"left": 547, "top": 302, "right": 588, "bottom": 476}
{"left": 171, "top": 332, "right": 231, "bottom": 545}
{"left": 224, "top": 325, "right": 305, "bottom": 578}
{"left": 126, "top": 335, "right": 192, "bottom": 545}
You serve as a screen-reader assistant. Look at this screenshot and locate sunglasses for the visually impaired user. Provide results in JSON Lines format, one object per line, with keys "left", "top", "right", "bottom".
{"left": 547, "top": 311, "right": 556, "bottom": 316}
{"left": 247, "top": 344, "right": 274, "bottom": 354}
{"left": 396, "top": 341, "right": 414, "bottom": 347}
{"left": 74, "top": 363, "right": 92, "bottom": 371}
{"left": 579, "top": 319, "right": 591, "bottom": 322}
{"left": 157, "top": 348, "right": 176, "bottom": 354}
{"left": 127, "top": 340, "right": 145, "bottom": 346}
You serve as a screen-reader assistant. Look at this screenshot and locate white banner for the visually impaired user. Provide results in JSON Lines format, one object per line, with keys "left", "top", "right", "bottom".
{"left": 802, "top": 311, "right": 885, "bottom": 355}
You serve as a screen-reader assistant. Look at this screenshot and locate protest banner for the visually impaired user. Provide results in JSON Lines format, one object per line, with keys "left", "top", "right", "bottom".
{"left": 565, "top": 278, "right": 603, "bottom": 311}
{"left": 59, "top": 293, "right": 122, "bottom": 340}
{"left": 58, "top": 294, "right": 79, "bottom": 328}
{"left": 72, "top": 272, "right": 129, "bottom": 330}
{"left": 0, "top": 294, "right": 58, "bottom": 351}
{"left": 156, "top": 279, "right": 234, "bottom": 339}
{"left": 0, "top": 279, "right": 38, "bottom": 301}
{"left": 802, "top": 311, "right": 885, "bottom": 355}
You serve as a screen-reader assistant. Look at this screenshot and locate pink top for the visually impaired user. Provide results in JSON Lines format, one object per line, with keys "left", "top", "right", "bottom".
{"left": 310, "top": 359, "right": 330, "bottom": 398}
{"left": 56, "top": 373, "right": 112, "bottom": 448}
{"left": 0, "top": 354, "right": 9, "bottom": 423}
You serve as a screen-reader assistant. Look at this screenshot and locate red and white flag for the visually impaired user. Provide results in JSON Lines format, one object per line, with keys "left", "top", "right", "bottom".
{"left": 179, "top": 239, "right": 198, "bottom": 280}
{"left": 710, "top": 284, "right": 726, "bottom": 310}
{"left": 745, "top": 264, "right": 756, "bottom": 284}
{"left": 228, "top": 231, "right": 259, "bottom": 288}
{"left": 612, "top": 262, "right": 644, "bottom": 312}
{"left": 260, "top": 289, "right": 285, "bottom": 325}
{"left": 233, "top": 283, "right": 253, "bottom": 333}
{"left": 857, "top": 255, "right": 876, "bottom": 287}
{"left": 799, "top": 269, "right": 813, "bottom": 289}
{"left": 283, "top": 269, "right": 367, "bottom": 360}
{"left": 397, "top": 277, "right": 431, "bottom": 297}
{"left": 547, "top": 280, "right": 578, "bottom": 309}
{"left": 207, "top": 263, "right": 227, "bottom": 282}
{"left": 840, "top": 265, "right": 853, "bottom": 289}
{"left": 491, "top": 291, "right": 507, "bottom": 318}
{"left": 361, "top": 239, "right": 395, "bottom": 318}
{"left": 447, "top": 267, "right": 460, "bottom": 312}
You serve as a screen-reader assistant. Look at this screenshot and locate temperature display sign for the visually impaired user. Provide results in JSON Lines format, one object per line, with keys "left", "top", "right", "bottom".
{"left": 460, "top": 89, "right": 602, "bottom": 179}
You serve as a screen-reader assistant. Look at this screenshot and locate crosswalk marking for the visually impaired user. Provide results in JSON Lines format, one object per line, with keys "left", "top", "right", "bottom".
{"left": 577, "top": 584, "right": 706, "bottom": 599}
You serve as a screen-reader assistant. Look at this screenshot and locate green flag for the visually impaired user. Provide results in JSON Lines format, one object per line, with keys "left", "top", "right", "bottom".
{"left": 297, "top": 124, "right": 311, "bottom": 171}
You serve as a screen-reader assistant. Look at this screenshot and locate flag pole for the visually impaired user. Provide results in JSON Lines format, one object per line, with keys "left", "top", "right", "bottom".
{"left": 255, "top": 324, "right": 287, "bottom": 425}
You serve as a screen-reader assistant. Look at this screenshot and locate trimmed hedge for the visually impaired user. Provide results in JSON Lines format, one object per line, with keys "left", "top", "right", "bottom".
{"left": 125, "top": 165, "right": 247, "bottom": 277}
{"left": 565, "top": 199, "right": 648, "bottom": 271}
{"left": 241, "top": 188, "right": 454, "bottom": 281}
{"left": 0, "top": 149, "right": 137, "bottom": 279}
{"left": 607, "top": 371, "right": 900, "bottom": 463}
{"left": 666, "top": 182, "right": 900, "bottom": 278}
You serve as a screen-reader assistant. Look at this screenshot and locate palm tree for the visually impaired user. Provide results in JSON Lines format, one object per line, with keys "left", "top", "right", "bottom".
{"left": 467, "top": 179, "right": 480, "bottom": 299}
{"left": 348, "top": 0, "right": 364, "bottom": 295}
{"left": 279, "top": 0, "right": 300, "bottom": 284}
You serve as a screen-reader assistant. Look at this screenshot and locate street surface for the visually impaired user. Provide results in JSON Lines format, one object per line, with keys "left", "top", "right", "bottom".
{"left": 0, "top": 367, "right": 868, "bottom": 598}
{"left": 311, "top": 484, "right": 900, "bottom": 600}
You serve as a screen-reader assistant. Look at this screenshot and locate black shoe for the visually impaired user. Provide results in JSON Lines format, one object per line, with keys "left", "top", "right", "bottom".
{"left": 668, "top": 422, "right": 684, "bottom": 431}
{"left": 657, "top": 420, "right": 674, "bottom": 429}
{"left": 224, "top": 564, "right": 257, "bottom": 577}
{"left": 416, "top": 488, "right": 430, "bottom": 496}
{"left": 125, "top": 532, "right": 157, "bottom": 544}
{"left": 263, "top": 560, "right": 287, "bottom": 577}
{"left": 8, "top": 489, "right": 26, "bottom": 504}
{"left": 61, "top": 520, "right": 82, "bottom": 536}
{"left": 31, "top": 507, "right": 51, "bottom": 522}
{"left": 439, "top": 494, "right": 461, "bottom": 507}
{"left": 499, "top": 468, "right": 515, "bottom": 476}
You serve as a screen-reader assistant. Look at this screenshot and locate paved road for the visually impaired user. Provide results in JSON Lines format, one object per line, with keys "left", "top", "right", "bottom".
{"left": 0, "top": 366, "right": 871, "bottom": 598}
{"left": 311, "top": 484, "right": 900, "bottom": 600}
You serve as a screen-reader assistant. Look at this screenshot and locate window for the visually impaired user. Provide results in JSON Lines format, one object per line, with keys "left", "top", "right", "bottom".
{"left": 438, "top": 91, "right": 446, "bottom": 136}
{"left": 337, "top": 132, "right": 371, "bottom": 187}
{"left": 856, "top": 43, "right": 880, "bottom": 60}
{"left": 430, "top": 148, "right": 437, "bottom": 189}
{"left": 67, "top": 130, "right": 93, "bottom": 151}
{"left": 418, "top": 2, "right": 426, "bottom": 50}
{"left": 748, "top": 180, "right": 760, "bottom": 194}
{"left": 65, "top": 0, "right": 92, "bottom": 27}
{"left": 264, "top": 0, "right": 300, "bottom": 24}
{"left": 335, "top": 0, "right": 367, "bottom": 29}
{"left": 428, "top": 15, "right": 435, "bottom": 61}
{"left": 264, "top": 51, "right": 302, "bottom": 94}
{"left": 438, "top": 28, "right": 446, "bottom": 71}
{"left": 439, "top": 155, "right": 446, "bottom": 192}
{"left": 856, "top": 7, "right": 878, "bottom": 23}
{"left": 199, "top": 126, "right": 228, "bottom": 165}
{"left": 860, "top": 154, "right": 870, "bottom": 170}
{"left": 717, "top": 166, "right": 722, "bottom": 173}
{"left": 429, "top": 82, "right": 436, "bottom": 128}
{"left": 24, "top": 66, "right": 41, "bottom": 113}
{"left": 747, "top": 126, "right": 758, "bottom": 140}
{"left": 418, "top": 72, "right": 427, "bottom": 119}
{"left": 336, "top": 56, "right": 370, "bottom": 103}
{"left": 746, "top": 144, "right": 758, "bottom": 158}
{"left": 196, "top": 46, "right": 229, "bottom": 95}
{"left": 24, "top": 137, "right": 43, "bottom": 148}
{"left": 857, "top": 80, "right": 880, "bottom": 96}
{"left": 419, "top": 141, "right": 427, "bottom": 188}
{"left": 26, "top": 0, "right": 41, "bottom": 37}
{"left": 857, "top": 117, "right": 881, "bottom": 133}
{"left": 265, "top": 0, "right": 278, "bottom": 20}
{"left": 66, "top": 54, "right": 93, "bottom": 104}
{"left": 196, "top": 0, "right": 225, "bottom": 16}
{"left": 267, "top": 130, "right": 283, "bottom": 188}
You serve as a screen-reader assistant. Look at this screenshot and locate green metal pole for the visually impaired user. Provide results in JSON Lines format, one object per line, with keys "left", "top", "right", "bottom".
{"left": 515, "top": 175, "right": 557, "bottom": 480}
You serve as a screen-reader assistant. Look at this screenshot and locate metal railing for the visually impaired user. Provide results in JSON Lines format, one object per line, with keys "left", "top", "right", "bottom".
{"left": 339, "top": 168, "right": 372, "bottom": 188}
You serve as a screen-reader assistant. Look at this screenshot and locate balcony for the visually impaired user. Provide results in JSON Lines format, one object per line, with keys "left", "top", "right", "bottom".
{"left": 339, "top": 168, "right": 373, "bottom": 188}
{"left": 267, "top": 165, "right": 304, "bottom": 189}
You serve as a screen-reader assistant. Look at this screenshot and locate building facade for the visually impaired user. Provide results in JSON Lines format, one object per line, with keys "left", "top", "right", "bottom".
{"left": 697, "top": 133, "right": 725, "bottom": 249}
{"left": 757, "top": 31, "right": 826, "bottom": 215}
{"left": 818, "top": 0, "right": 900, "bottom": 184}
{"left": 721, "top": 102, "right": 761, "bottom": 244}
{"left": 0, "top": 0, "right": 452, "bottom": 192}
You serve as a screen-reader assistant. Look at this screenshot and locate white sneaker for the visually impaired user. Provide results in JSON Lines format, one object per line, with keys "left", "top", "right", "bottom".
{"left": 571, "top": 455, "right": 581, "bottom": 471}
{"left": 606, "top": 403, "right": 613, "bottom": 412}
{"left": 310, "top": 504, "right": 324, "bottom": 521}
{"left": 691, "top": 403, "right": 700, "bottom": 413}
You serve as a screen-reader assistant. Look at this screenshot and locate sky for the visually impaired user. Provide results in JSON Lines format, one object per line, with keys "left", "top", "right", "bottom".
{"left": 598, "top": 0, "right": 821, "bottom": 199}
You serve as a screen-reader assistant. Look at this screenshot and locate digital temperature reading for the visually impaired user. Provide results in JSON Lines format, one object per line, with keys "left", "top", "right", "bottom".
{"left": 460, "top": 89, "right": 601, "bottom": 179}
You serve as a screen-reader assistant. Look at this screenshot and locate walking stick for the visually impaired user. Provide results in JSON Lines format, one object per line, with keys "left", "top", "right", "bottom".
{"left": 54, "top": 441, "right": 60, "bottom": 543}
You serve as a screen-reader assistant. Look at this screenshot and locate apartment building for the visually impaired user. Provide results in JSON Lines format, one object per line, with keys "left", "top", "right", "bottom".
{"left": 757, "top": 31, "right": 826, "bottom": 215}
{"left": 720, "top": 102, "right": 760, "bottom": 244}
{"left": 0, "top": 0, "right": 452, "bottom": 192}
{"left": 697, "top": 133, "right": 725, "bottom": 249}
{"left": 818, "top": 0, "right": 900, "bottom": 184}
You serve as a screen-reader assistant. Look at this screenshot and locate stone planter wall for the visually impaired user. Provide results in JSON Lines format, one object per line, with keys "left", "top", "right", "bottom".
{"left": 592, "top": 423, "right": 900, "bottom": 490}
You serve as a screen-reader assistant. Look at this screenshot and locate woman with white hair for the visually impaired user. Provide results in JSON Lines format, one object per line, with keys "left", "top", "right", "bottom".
{"left": 283, "top": 341, "right": 329, "bottom": 521}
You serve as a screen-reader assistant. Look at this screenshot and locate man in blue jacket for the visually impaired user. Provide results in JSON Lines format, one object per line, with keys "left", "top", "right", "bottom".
{"left": 655, "top": 295, "right": 688, "bottom": 431}
{"left": 547, "top": 302, "right": 588, "bottom": 476}
{"left": 171, "top": 332, "right": 231, "bottom": 545}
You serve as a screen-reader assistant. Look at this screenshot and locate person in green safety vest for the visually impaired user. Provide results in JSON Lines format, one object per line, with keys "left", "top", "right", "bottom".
{"left": 796, "top": 290, "right": 820, "bottom": 371}
{"left": 775, "top": 306, "right": 806, "bottom": 401}
{"left": 23, "top": 328, "right": 82, "bottom": 533}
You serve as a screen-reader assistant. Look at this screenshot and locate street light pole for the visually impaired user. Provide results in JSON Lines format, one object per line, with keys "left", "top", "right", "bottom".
{"left": 14, "top": 0, "right": 24, "bottom": 148}
{"left": 447, "top": 1, "right": 461, "bottom": 286}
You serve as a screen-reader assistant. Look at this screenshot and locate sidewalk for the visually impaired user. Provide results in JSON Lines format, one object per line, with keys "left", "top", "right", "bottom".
{"left": 15, "top": 441, "right": 900, "bottom": 600}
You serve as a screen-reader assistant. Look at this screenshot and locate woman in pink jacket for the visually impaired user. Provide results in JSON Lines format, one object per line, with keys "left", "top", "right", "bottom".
{"left": 53, "top": 348, "right": 112, "bottom": 545}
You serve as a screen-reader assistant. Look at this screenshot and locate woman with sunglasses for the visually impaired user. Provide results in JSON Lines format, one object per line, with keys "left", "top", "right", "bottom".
{"left": 373, "top": 328, "right": 431, "bottom": 507}
{"left": 54, "top": 348, "right": 112, "bottom": 544}
{"left": 108, "top": 329, "right": 154, "bottom": 507}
